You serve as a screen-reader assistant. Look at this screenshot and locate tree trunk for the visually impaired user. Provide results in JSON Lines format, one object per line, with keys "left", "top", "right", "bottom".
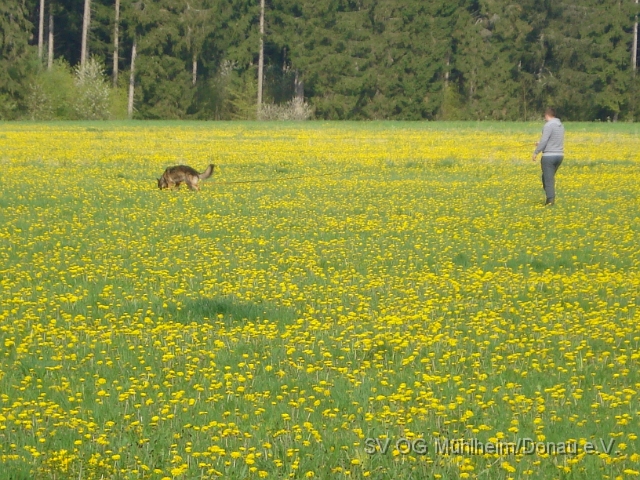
{"left": 81, "top": 0, "right": 91, "bottom": 68}
{"left": 522, "top": 81, "right": 527, "bottom": 121}
{"left": 128, "top": 39, "right": 137, "bottom": 119}
{"left": 294, "top": 70, "right": 304, "bottom": 101}
{"left": 633, "top": 0, "right": 639, "bottom": 73}
{"left": 113, "top": 0, "right": 120, "bottom": 87}
{"left": 444, "top": 54, "right": 450, "bottom": 89}
{"left": 633, "top": 0, "right": 639, "bottom": 120}
{"left": 38, "top": 0, "right": 45, "bottom": 60}
{"left": 192, "top": 54, "right": 197, "bottom": 86}
{"left": 257, "top": 0, "right": 265, "bottom": 116}
{"left": 47, "top": 9, "right": 54, "bottom": 70}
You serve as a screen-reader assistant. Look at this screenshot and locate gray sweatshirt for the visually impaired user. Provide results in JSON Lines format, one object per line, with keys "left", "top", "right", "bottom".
{"left": 534, "top": 117, "right": 564, "bottom": 156}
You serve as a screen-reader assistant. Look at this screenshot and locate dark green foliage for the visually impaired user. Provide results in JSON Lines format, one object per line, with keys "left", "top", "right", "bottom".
{"left": 0, "top": 0, "right": 38, "bottom": 119}
{"left": 3, "top": 0, "right": 640, "bottom": 120}
{"left": 26, "top": 59, "right": 76, "bottom": 120}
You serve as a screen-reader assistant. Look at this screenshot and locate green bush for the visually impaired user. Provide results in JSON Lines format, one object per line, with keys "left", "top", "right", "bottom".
{"left": 439, "top": 84, "right": 465, "bottom": 121}
{"left": 26, "top": 60, "right": 76, "bottom": 120}
{"left": 258, "top": 98, "right": 314, "bottom": 121}
{"left": 0, "top": 93, "right": 19, "bottom": 120}
{"left": 26, "top": 58, "right": 124, "bottom": 120}
{"left": 108, "top": 85, "right": 129, "bottom": 120}
{"left": 225, "top": 67, "right": 258, "bottom": 120}
{"left": 72, "top": 59, "right": 111, "bottom": 120}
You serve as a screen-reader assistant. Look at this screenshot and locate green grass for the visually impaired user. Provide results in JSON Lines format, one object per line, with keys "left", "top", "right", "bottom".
{"left": 3, "top": 118, "right": 640, "bottom": 133}
{"left": 0, "top": 122, "right": 639, "bottom": 480}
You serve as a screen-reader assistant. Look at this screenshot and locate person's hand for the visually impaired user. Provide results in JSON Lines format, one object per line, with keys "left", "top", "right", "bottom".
{"left": 532, "top": 153, "right": 537, "bottom": 162}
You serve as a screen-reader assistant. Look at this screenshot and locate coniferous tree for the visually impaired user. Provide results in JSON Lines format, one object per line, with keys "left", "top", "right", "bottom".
{"left": 80, "top": 0, "right": 90, "bottom": 67}
{"left": 0, "top": 0, "right": 35, "bottom": 118}
{"left": 38, "top": 0, "right": 45, "bottom": 60}
{"left": 2, "top": 0, "right": 640, "bottom": 119}
{"left": 47, "top": 4, "right": 54, "bottom": 70}
{"left": 113, "top": 0, "right": 119, "bottom": 86}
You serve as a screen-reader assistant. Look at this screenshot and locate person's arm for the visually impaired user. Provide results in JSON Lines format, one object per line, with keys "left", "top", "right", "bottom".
{"left": 534, "top": 123, "right": 552, "bottom": 156}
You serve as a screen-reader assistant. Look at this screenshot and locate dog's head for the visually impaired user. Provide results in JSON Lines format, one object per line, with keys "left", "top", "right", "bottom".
{"left": 157, "top": 177, "right": 168, "bottom": 189}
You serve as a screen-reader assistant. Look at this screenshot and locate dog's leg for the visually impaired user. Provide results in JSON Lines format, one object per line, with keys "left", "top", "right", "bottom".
{"left": 185, "top": 175, "right": 199, "bottom": 191}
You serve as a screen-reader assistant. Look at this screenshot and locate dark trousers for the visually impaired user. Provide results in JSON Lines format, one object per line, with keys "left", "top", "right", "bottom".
{"left": 541, "top": 155, "right": 563, "bottom": 201}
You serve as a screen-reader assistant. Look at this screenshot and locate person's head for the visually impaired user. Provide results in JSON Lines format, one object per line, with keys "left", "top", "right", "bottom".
{"left": 544, "top": 107, "right": 556, "bottom": 121}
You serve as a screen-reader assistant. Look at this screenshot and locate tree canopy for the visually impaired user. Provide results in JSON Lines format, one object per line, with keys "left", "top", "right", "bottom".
{"left": 2, "top": 0, "right": 639, "bottom": 120}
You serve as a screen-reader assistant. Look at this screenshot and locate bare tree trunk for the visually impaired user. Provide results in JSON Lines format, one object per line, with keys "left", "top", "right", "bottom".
{"left": 128, "top": 39, "right": 137, "bottom": 120}
{"left": 38, "top": 0, "right": 45, "bottom": 60}
{"left": 444, "top": 54, "right": 450, "bottom": 89}
{"left": 113, "top": 0, "right": 120, "bottom": 86}
{"left": 633, "top": 0, "right": 639, "bottom": 120}
{"left": 523, "top": 81, "right": 527, "bottom": 121}
{"left": 81, "top": 0, "right": 91, "bottom": 68}
{"left": 634, "top": 0, "right": 639, "bottom": 73}
{"left": 257, "top": 0, "right": 265, "bottom": 117}
{"left": 192, "top": 54, "right": 197, "bottom": 85}
{"left": 47, "top": 9, "right": 54, "bottom": 70}
{"left": 294, "top": 70, "right": 303, "bottom": 101}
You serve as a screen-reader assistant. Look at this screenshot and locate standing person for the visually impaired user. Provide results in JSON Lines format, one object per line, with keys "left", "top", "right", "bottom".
{"left": 532, "top": 108, "right": 564, "bottom": 205}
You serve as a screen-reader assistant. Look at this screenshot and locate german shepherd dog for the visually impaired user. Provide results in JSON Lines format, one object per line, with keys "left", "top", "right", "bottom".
{"left": 157, "top": 164, "right": 215, "bottom": 191}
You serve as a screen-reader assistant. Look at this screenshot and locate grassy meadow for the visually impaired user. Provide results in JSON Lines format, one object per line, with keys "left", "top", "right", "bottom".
{"left": 0, "top": 121, "right": 639, "bottom": 479}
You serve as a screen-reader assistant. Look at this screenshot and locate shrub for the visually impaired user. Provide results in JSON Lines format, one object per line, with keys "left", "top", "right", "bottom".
{"left": 26, "top": 58, "right": 116, "bottom": 120}
{"left": 0, "top": 93, "right": 19, "bottom": 120}
{"left": 72, "top": 59, "right": 111, "bottom": 120}
{"left": 258, "top": 97, "right": 314, "bottom": 121}
{"left": 26, "top": 60, "right": 75, "bottom": 120}
{"left": 225, "top": 67, "right": 258, "bottom": 120}
{"left": 107, "top": 84, "right": 129, "bottom": 120}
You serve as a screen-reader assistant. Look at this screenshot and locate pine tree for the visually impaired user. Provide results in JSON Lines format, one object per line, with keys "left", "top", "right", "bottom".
{"left": 47, "top": 3, "right": 54, "bottom": 70}
{"left": 81, "top": 0, "right": 91, "bottom": 67}
{"left": 3, "top": 0, "right": 640, "bottom": 119}
{"left": 0, "top": 0, "right": 35, "bottom": 119}
{"left": 38, "top": 0, "right": 45, "bottom": 60}
{"left": 126, "top": 0, "right": 195, "bottom": 118}
{"left": 536, "top": 0, "right": 635, "bottom": 120}
{"left": 113, "top": 0, "right": 119, "bottom": 86}
{"left": 177, "top": 0, "right": 213, "bottom": 87}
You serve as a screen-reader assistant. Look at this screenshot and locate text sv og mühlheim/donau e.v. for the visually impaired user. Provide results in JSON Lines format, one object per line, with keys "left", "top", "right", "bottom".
{"left": 364, "top": 437, "right": 617, "bottom": 456}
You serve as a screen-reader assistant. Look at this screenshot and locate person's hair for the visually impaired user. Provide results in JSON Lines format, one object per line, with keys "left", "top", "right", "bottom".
{"left": 545, "top": 107, "right": 556, "bottom": 117}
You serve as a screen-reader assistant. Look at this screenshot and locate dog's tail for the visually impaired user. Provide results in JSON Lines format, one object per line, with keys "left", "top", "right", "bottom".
{"left": 199, "top": 164, "right": 214, "bottom": 180}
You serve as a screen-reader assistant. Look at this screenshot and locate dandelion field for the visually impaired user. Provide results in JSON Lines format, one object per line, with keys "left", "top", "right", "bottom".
{"left": 1, "top": 121, "right": 639, "bottom": 480}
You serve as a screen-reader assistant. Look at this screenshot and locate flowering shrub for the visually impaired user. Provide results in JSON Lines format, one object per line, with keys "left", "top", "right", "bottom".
{"left": 259, "top": 97, "right": 314, "bottom": 121}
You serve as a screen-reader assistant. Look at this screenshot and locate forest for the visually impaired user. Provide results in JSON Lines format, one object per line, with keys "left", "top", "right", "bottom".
{"left": 1, "top": 0, "right": 639, "bottom": 121}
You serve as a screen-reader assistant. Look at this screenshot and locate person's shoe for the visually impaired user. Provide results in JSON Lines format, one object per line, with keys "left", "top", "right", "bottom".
{"left": 545, "top": 198, "right": 555, "bottom": 206}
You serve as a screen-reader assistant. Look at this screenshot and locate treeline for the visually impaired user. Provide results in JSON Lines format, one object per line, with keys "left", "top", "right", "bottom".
{"left": 1, "top": 0, "right": 639, "bottom": 121}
